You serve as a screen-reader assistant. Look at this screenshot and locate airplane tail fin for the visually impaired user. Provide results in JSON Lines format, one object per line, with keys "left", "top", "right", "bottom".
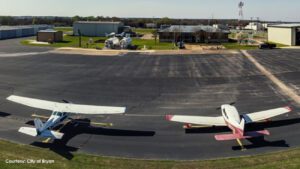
{"left": 215, "top": 130, "right": 270, "bottom": 141}
{"left": 19, "top": 118, "right": 64, "bottom": 140}
{"left": 34, "top": 118, "right": 44, "bottom": 132}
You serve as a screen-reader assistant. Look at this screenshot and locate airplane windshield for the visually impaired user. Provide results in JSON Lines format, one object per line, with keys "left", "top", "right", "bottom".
{"left": 223, "top": 109, "right": 229, "bottom": 119}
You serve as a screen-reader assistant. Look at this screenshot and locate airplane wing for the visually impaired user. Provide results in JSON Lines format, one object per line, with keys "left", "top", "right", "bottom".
{"left": 242, "top": 106, "right": 292, "bottom": 123}
{"left": 7, "top": 95, "right": 126, "bottom": 114}
{"left": 166, "top": 115, "right": 226, "bottom": 126}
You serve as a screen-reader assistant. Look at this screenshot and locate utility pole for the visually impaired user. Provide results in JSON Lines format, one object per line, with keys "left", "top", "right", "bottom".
{"left": 78, "top": 29, "right": 82, "bottom": 47}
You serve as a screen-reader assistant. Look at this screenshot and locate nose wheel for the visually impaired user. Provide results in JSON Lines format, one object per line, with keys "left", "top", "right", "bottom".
{"left": 42, "top": 137, "right": 52, "bottom": 143}
{"left": 236, "top": 139, "right": 246, "bottom": 151}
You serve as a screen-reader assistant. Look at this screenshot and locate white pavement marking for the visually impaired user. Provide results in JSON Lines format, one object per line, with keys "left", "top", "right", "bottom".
{"left": 0, "top": 52, "right": 49, "bottom": 57}
{"left": 242, "top": 50, "right": 300, "bottom": 106}
{"left": 125, "top": 114, "right": 164, "bottom": 117}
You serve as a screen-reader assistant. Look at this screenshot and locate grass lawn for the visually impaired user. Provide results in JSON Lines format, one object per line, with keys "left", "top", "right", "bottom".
{"left": 21, "top": 35, "right": 176, "bottom": 50}
{"left": 21, "top": 35, "right": 106, "bottom": 49}
{"left": 132, "top": 39, "right": 177, "bottom": 50}
{"left": 267, "top": 41, "right": 289, "bottom": 48}
{"left": 54, "top": 27, "right": 73, "bottom": 33}
{"left": 222, "top": 42, "right": 259, "bottom": 50}
{"left": 0, "top": 139, "right": 300, "bottom": 169}
{"left": 133, "top": 28, "right": 155, "bottom": 35}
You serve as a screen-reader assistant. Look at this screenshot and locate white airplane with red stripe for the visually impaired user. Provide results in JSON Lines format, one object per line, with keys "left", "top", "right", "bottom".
{"left": 166, "top": 104, "right": 292, "bottom": 142}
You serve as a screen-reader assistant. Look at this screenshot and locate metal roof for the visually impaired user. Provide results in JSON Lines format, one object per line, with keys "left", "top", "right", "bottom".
{"left": 38, "top": 29, "right": 58, "bottom": 33}
{"left": 159, "top": 25, "right": 229, "bottom": 33}
{"left": 74, "top": 21, "right": 123, "bottom": 24}
{"left": 0, "top": 25, "right": 52, "bottom": 31}
{"left": 268, "top": 24, "right": 300, "bottom": 28}
{"left": 0, "top": 26, "right": 32, "bottom": 30}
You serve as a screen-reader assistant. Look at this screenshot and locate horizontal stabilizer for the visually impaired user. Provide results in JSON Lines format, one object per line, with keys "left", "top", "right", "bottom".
{"left": 215, "top": 133, "right": 241, "bottom": 141}
{"left": 40, "top": 130, "right": 64, "bottom": 139}
{"left": 215, "top": 130, "right": 270, "bottom": 141}
{"left": 18, "top": 127, "right": 64, "bottom": 139}
{"left": 18, "top": 127, "right": 38, "bottom": 137}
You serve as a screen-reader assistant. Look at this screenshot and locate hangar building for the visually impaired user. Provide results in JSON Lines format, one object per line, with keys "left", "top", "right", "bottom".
{"left": 73, "top": 21, "right": 124, "bottom": 37}
{"left": 0, "top": 25, "right": 53, "bottom": 40}
{"left": 158, "top": 25, "right": 230, "bottom": 43}
{"left": 268, "top": 24, "right": 300, "bottom": 46}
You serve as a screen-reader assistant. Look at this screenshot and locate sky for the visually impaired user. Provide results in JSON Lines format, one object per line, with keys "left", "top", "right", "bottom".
{"left": 0, "top": 0, "right": 299, "bottom": 21}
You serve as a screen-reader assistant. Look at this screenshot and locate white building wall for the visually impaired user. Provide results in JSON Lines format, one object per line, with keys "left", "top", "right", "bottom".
{"left": 268, "top": 27, "right": 293, "bottom": 46}
{"left": 245, "top": 22, "right": 263, "bottom": 31}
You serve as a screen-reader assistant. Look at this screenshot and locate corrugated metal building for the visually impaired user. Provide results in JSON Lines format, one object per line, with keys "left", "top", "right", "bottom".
{"left": 73, "top": 21, "right": 124, "bottom": 37}
{"left": 268, "top": 24, "right": 300, "bottom": 46}
{"left": 0, "top": 25, "right": 53, "bottom": 40}
{"left": 158, "top": 25, "right": 230, "bottom": 43}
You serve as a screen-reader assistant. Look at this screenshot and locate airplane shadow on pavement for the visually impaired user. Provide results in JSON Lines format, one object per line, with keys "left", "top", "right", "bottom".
{"left": 0, "top": 112, "right": 11, "bottom": 117}
{"left": 29, "top": 118, "right": 156, "bottom": 160}
{"left": 186, "top": 118, "right": 300, "bottom": 151}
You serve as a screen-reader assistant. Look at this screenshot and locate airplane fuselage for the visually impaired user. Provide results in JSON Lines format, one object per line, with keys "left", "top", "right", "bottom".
{"left": 221, "top": 105, "right": 245, "bottom": 136}
{"left": 40, "top": 111, "right": 69, "bottom": 132}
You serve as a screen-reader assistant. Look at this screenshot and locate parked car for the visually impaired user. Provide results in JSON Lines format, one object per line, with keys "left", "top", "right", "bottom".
{"left": 176, "top": 41, "right": 185, "bottom": 49}
{"left": 259, "top": 43, "right": 276, "bottom": 49}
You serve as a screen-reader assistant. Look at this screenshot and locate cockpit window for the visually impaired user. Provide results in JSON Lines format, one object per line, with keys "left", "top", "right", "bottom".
{"left": 57, "top": 112, "right": 62, "bottom": 116}
{"left": 53, "top": 112, "right": 57, "bottom": 115}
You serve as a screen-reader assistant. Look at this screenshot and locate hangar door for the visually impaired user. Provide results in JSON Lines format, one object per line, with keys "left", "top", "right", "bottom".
{"left": 297, "top": 28, "right": 300, "bottom": 45}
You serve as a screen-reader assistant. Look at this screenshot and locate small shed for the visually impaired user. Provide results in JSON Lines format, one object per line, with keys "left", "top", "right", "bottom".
{"left": 37, "top": 29, "right": 63, "bottom": 43}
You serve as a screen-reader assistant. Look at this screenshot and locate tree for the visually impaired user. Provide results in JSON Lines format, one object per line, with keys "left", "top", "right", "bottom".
{"left": 72, "top": 16, "right": 81, "bottom": 22}
{"left": 152, "top": 29, "right": 158, "bottom": 45}
{"left": 157, "top": 17, "right": 172, "bottom": 26}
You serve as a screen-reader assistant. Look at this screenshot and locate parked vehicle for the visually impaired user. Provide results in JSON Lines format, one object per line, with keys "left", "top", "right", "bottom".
{"left": 259, "top": 43, "right": 276, "bottom": 49}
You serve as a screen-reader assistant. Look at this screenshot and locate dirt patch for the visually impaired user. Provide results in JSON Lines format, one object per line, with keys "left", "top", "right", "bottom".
{"left": 140, "top": 34, "right": 154, "bottom": 40}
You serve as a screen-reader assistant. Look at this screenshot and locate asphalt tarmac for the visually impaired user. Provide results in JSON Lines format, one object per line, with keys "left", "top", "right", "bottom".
{"left": 0, "top": 39, "right": 299, "bottom": 160}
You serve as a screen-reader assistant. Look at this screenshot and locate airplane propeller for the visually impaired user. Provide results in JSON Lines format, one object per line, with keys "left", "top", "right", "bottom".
{"left": 62, "top": 99, "right": 70, "bottom": 103}
{"left": 216, "top": 102, "right": 236, "bottom": 110}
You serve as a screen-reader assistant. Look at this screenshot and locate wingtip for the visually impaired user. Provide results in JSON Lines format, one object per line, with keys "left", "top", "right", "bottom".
{"left": 285, "top": 106, "right": 292, "bottom": 112}
{"left": 6, "top": 95, "right": 19, "bottom": 101}
{"left": 165, "top": 115, "right": 174, "bottom": 121}
{"left": 6, "top": 95, "right": 14, "bottom": 100}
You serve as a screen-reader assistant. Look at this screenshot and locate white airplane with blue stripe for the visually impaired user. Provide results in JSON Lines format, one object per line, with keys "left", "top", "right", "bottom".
{"left": 7, "top": 95, "right": 126, "bottom": 142}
